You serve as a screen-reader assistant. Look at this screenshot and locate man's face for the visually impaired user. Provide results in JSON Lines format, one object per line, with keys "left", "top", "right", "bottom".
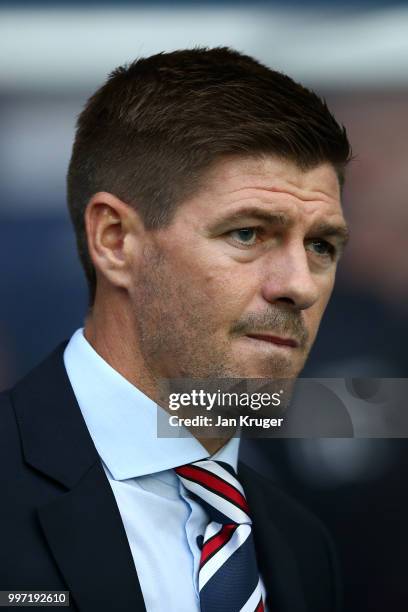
{"left": 129, "top": 155, "right": 347, "bottom": 380}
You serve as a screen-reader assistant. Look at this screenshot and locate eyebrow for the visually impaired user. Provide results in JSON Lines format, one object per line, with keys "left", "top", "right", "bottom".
{"left": 208, "top": 207, "right": 292, "bottom": 232}
{"left": 208, "top": 206, "right": 350, "bottom": 248}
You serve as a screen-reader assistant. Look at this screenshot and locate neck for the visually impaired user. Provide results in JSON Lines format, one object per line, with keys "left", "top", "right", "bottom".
{"left": 84, "top": 297, "right": 158, "bottom": 400}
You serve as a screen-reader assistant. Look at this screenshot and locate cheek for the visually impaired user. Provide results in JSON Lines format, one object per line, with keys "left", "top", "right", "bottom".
{"left": 160, "top": 237, "right": 259, "bottom": 323}
{"left": 320, "top": 272, "right": 336, "bottom": 309}
{"left": 201, "top": 264, "right": 257, "bottom": 315}
{"left": 306, "top": 280, "right": 335, "bottom": 336}
{"left": 170, "top": 243, "right": 248, "bottom": 300}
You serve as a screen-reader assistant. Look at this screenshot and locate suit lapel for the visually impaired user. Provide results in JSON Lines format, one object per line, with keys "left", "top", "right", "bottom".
{"left": 238, "top": 461, "right": 308, "bottom": 612}
{"left": 12, "top": 344, "right": 146, "bottom": 612}
{"left": 37, "top": 461, "right": 145, "bottom": 612}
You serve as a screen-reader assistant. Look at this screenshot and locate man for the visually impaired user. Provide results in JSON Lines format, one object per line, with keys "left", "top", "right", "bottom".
{"left": 0, "top": 48, "right": 351, "bottom": 611}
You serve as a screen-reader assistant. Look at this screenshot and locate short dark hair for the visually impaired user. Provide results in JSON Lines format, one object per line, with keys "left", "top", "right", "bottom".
{"left": 67, "top": 46, "right": 351, "bottom": 304}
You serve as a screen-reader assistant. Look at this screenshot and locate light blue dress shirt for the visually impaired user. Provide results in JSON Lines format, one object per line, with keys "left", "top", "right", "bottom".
{"left": 64, "top": 328, "right": 267, "bottom": 611}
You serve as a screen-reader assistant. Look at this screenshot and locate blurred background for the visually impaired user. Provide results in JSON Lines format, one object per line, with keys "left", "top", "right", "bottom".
{"left": 1, "top": 1, "right": 407, "bottom": 610}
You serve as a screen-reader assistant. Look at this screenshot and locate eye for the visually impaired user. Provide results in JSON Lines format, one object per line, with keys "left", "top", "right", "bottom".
{"left": 228, "top": 227, "right": 259, "bottom": 246}
{"left": 307, "top": 239, "right": 336, "bottom": 259}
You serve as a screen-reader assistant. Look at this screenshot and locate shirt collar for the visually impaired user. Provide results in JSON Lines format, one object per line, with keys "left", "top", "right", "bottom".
{"left": 63, "top": 328, "right": 240, "bottom": 480}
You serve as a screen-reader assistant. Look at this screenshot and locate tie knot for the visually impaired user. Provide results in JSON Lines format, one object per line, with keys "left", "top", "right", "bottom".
{"left": 175, "top": 459, "right": 252, "bottom": 525}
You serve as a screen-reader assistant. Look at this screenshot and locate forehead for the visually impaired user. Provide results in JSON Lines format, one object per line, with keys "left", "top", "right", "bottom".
{"left": 178, "top": 155, "right": 344, "bottom": 227}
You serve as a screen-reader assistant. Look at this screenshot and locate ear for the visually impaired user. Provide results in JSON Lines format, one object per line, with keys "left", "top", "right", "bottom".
{"left": 84, "top": 192, "right": 145, "bottom": 291}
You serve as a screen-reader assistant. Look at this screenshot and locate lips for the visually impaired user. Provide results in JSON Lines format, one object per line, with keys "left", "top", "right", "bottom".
{"left": 245, "top": 334, "right": 298, "bottom": 348}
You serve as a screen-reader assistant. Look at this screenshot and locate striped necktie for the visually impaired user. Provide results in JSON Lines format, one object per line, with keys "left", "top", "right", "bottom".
{"left": 175, "top": 459, "right": 265, "bottom": 612}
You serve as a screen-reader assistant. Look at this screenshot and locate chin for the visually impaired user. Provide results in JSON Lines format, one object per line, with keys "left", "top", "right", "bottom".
{"left": 231, "top": 361, "right": 296, "bottom": 380}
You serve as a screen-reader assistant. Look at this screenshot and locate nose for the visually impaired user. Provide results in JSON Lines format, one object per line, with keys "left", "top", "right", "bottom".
{"left": 260, "top": 242, "right": 320, "bottom": 310}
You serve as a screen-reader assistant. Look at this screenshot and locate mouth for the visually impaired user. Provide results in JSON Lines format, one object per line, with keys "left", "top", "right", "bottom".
{"left": 245, "top": 334, "right": 299, "bottom": 349}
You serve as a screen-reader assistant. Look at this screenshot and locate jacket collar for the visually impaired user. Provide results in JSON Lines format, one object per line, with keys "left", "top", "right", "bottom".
{"left": 12, "top": 342, "right": 98, "bottom": 489}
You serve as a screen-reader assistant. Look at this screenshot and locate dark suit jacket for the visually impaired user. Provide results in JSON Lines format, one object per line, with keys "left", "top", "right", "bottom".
{"left": 0, "top": 343, "right": 342, "bottom": 612}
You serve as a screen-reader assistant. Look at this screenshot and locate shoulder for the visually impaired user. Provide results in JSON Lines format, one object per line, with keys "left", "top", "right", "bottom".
{"left": 0, "top": 342, "right": 69, "bottom": 465}
{"left": 0, "top": 390, "right": 18, "bottom": 442}
{"left": 0, "top": 389, "right": 28, "bottom": 490}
